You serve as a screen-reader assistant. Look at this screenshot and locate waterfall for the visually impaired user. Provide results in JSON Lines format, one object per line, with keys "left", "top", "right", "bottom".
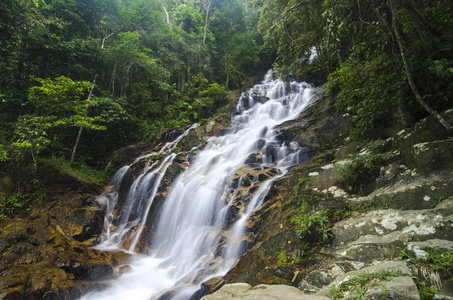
{"left": 81, "top": 70, "right": 318, "bottom": 300}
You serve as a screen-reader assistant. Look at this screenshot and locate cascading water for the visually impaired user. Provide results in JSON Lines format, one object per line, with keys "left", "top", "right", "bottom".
{"left": 81, "top": 70, "right": 318, "bottom": 300}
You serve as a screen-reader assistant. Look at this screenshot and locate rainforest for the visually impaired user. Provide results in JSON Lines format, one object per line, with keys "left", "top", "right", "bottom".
{"left": 0, "top": 0, "right": 452, "bottom": 299}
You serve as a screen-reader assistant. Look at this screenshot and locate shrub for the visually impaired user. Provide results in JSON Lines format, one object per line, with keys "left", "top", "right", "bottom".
{"left": 337, "top": 153, "right": 382, "bottom": 193}
{"left": 0, "top": 192, "right": 27, "bottom": 219}
{"left": 290, "top": 209, "right": 332, "bottom": 241}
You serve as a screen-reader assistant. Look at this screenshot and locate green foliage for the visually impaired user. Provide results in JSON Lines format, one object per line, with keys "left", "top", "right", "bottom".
{"left": 419, "top": 283, "right": 437, "bottom": 300}
{"left": 0, "top": 0, "right": 265, "bottom": 171}
{"left": 290, "top": 209, "right": 332, "bottom": 241}
{"left": 0, "top": 144, "right": 9, "bottom": 162}
{"left": 398, "top": 247, "right": 453, "bottom": 298}
{"left": 329, "top": 270, "right": 403, "bottom": 299}
{"left": 256, "top": 0, "right": 453, "bottom": 130}
{"left": 277, "top": 248, "right": 289, "bottom": 265}
{"left": 0, "top": 192, "right": 27, "bottom": 220}
{"left": 11, "top": 115, "right": 52, "bottom": 172}
{"left": 40, "top": 157, "right": 107, "bottom": 184}
{"left": 28, "top": 76, "right": 92, "bottom": 117}
{"left": 327, "top": 55, "right": 402, "bottom": 139}
{"left": 293, "top": 177, "right": 308, "bottom": 196}
{"left": 400, "top": 247, "right": 453, "bottom": 277}
{"left": 199, "top": 83, "right": 228, "bottom": 102}
{"left": 337, "top": 153, "right": 382, "bottom": 193}
{"left": 28, "top": 76, "right": 108, "bottom": 131}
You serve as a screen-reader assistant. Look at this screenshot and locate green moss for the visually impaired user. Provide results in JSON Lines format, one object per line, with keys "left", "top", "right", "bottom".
{"left": 293, "top": 177, "right": 309, "bottom": 196}
{"left": 42, "top": 157, "right": 107, "bottom": 185}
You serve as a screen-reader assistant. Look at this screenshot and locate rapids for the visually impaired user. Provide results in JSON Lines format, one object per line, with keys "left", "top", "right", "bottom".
{"left": 81, "top": 70, "right": 318, "bottom": 300}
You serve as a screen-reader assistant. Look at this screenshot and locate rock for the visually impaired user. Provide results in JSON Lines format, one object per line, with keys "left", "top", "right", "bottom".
{"left": 325, "top": 201, "right": 453, "bottom": 261}
{"left": 407, "top": 239, "right": 453, "bottom": 258}
{"left": 347, "top": 173, "right": 453, "bottom": 210}
{"left": 317, "top": 261, "right": 415, "bottom": 298}
{"left": 366, "top": 276, "right": 420, "bottom": 300}
{"left": 201, "top": 283, "right": 330, "bottom": 300}
{"left": 193, "top": 276, "right": 225, "bottom": 299}
{"left": 407, "top": 139, "right": 453, "bottom": 173}
{"left": 392, "top": 109, "right": 453, "bottom": 172}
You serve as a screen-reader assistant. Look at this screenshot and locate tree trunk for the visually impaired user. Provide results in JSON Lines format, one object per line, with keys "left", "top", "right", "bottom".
{"left": 70, "top": 74, "right": 97, "bottom": 163}
{"left": 70, "top": 33, "right": 115, "bottom": 162}
{"left": 202, "top": 0, "right": 211, "bottom": 45}
{"left": 70, "top": 127, "right": 83, "bottom": 163}
{"left": 162, "top": 4, "right": 171, "bottom": 29}
{"left": 389, "top": 0, "right": 453, "bottom": 134}
{"left": 225, "top": 54, "right": 229, "bottom": 88}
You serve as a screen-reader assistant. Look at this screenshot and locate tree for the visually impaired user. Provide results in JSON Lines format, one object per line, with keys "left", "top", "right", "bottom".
{"left": 12, "top": 115, "right": 51, "bottom": 173}
{"left": 27, "top": 76, "right": 108, "bottom": 162}
{"left": 388, "top": 0, "right": 453, "bottom": 134}
{"left": 254, "top": 0, "right": 453, "bottom": 136}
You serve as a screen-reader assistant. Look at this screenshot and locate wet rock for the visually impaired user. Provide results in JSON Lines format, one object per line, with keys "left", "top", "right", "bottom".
{"left": 57, "top": 259, "right": 113, "bottom": 281}
{"left": 193, "top": 276, "right": 225, "bottom": 299}
{"left": 244, "top": 152, "right": 260, "bottom": 166}
{"left": 105, "top": 146, "right": 143, "bottom": 176}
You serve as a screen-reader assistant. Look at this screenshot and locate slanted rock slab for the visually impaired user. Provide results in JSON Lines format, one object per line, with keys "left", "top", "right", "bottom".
{"left": 317, "top": 261, "right": 419, "bottom": 299}
{"left": 201, "top": 283, "right": 330, "bottom": 299}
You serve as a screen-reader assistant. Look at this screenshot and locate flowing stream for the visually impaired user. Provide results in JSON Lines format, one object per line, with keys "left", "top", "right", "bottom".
{"left": 81, "top": 70, "right": 318, "bottom": 300}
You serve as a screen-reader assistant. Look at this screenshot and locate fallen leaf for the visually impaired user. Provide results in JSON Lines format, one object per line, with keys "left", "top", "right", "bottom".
{"left": 431, "top": 185, "right": 437, "bottom": 191}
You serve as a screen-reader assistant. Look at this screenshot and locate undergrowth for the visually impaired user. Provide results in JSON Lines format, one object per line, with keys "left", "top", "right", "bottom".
{"left": 399, "top": 247, "right": 453, "bottom": 299}
{"left": 42, "top": 157, "right": 108, "bottom": 184}
{"left": 0, "top": 192, "right": 26, "bottom": 220}
{"left": 337, "top": 153, "right": 382, "bottom": 193}
{"left": 329, "top": 270, "right": 403, "bottom": 299}
{"left": 290, "top": 209, "right": 333, "bottom": 241}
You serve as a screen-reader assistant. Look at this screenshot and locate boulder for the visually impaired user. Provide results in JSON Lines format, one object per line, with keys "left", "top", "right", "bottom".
{"left": 392, "top": 109, "right": 453, "bottom": 173}
{"left": 407, "top": 139, "right": 453, "bottom": 173}
{"left": 316, "top": 261, "right": 417, "bottom": 299}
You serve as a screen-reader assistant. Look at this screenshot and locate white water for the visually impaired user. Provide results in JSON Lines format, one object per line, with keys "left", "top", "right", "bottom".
{"left": 81, "top": 70, "right": 317, "bottom": 300}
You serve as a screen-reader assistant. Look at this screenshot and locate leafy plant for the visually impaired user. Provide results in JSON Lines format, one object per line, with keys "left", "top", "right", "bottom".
{"left": 11, "top": 115, "right": 52, "bottom": 173}
{"left": 290, "top": 209, "right": 332, "bottom": 241}
{"left": 337, "top": 153, "right": 382, "bottom": 193}
{"left": 42, "top": 157, "right": 107, "bottom": 184}
{"left": 0, "top": 144, "right": 9, "bottom": 162}
{"left": 294, "top": 177, "right": 308, "bottom": 196}
{"left": 277, "top": 248, "right": 288, "bottom": 264}
{"left": 329, "top": 270, "right": 403, "bottom": 299}
{"left": 326, "top": 55, "right": 402, "bottom": 139}
{"left": 399, "top": 246, "right": 453, "bottom": 294}
{"left": 0, "top": 192, "right": 27, "bottom": 219}
{"left": 419, "top": 282, "right": 437, "bottom": 300}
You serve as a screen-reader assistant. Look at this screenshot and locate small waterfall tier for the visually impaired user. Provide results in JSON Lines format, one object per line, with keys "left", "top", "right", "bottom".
{"left": 81, "top": 70, "right": 319, "bottom": 300}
